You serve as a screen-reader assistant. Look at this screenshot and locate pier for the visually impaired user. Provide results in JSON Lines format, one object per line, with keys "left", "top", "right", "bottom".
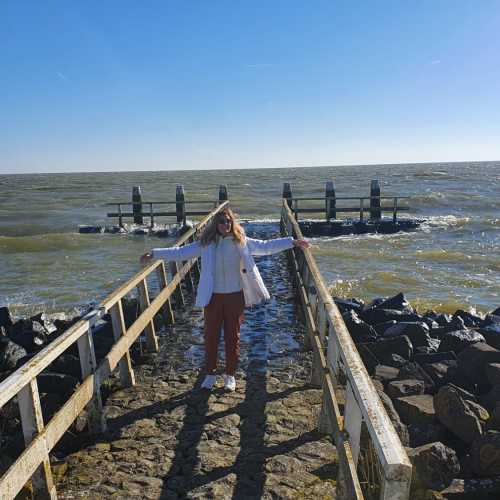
{"left": 1, "top": 199, "right": 412, "bottom": 499}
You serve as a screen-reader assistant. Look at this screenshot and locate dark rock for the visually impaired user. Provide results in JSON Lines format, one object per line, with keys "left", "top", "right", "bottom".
{"left": 333, "top": 297, "right": 364, "bottom": 314}
{"left": 383, "top": 353, "right": 408, "bottom": 369}
{"left": 471, "top": 430, "right": 500, "bottom": 476}
{"left": 342, "top": 310, "right": 377, "bottom": 342}
{"left": 78, "top": 225, "right": 103, "bottom": 234}
{"left": 386, "top": 379, "right": 425, "bottom": 399}
{"left": 413, "top": 338, "right": 440, "bottom": 355}
{"left": 408, "top": 441, "right": 460, "bottom": 490}
{"left": 457, "top": 342, "right": 500, "bottom": 387}
{"left": 363, "top": 308, "right": 422, "bottom": 326}
{"left": 0, "top": 307, "right": 13, "bottom": 329}
{"left": 413, "top": 351, "right": 457, "bottom": 365}
{"left": 485, "top": 364, "right": 500, "bottom": 387}
{"left": 486, "top": 404, "right": 500, "bottom": 431}
{"left": 377, "top": 293, "right": 414, "bottom": 312}
{"left": 434, "top": 384, "right": 489, "bottom": 444}
{"left": 398, "top": 362, "right": 436, "bottom": 393}
{"left": 438, "top": 329, "right": 485, "bottom": 354}
{"left": 479, "top": 385, "right": 500, "bottom": 412}
{"left": 478, "top": 322, "right": 500, "bottom": 350}
{"left": 373, "top": 320, "right": 398, "bottom": 335}
{"left": 422, "top": 361, "right": 457, "bottom": 389}
{"left": 50, "top": 354, "right": 83, "bottom": 380}
{"left": 440, "top": 477, "right": 500, "bottom": 498}
{"left": 373, "top": 365, "right": 400, "bottom": 385}
{"left": 408, "top": 422, "right": 448, "bottom": 448}
{"left": 492, "top": 307, "right": 500, "bottom": 317}
{"left": 381, "top": 322, "right": 432, "bottom": 348}
{"left": 0, "top": 337, "right": 27, "bottom": 371}
{"left": 453, "top": 310, "right": 484, "bottom": 328}
{"left": 38, "top": 372, "right": 79, "bottom": 397}
{"left": 376, "top": 389, "right": 409, "bottom": 446}
{"left": 446, "top": 366, "right": 477, "bottom": 394}
{"left": 424, "top": 311, "right": 452, "bottom": 327}
{"left": 394, "top": 395, "right": 436, "bottom": 425}
{"left": 362, "top": 335, "right": 413, "bottom": 364}
{"left": 31, "top": 313, "right": 58, "bottom": 335}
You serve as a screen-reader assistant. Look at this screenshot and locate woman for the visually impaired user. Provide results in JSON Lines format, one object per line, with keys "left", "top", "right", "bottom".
{"left": 140, "top": 208, "right": 310, "bottom": 391}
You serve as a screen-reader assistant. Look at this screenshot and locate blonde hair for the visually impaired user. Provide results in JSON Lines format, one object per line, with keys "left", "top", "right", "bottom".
{"left": 200, "top": 207, "right": 246, "bottom": 247}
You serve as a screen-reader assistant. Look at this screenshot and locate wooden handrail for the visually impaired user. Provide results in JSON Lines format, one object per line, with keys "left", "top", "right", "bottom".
{"left": 281, "top": 200, "right": 412, "bottom": 499}
{"left": 104, "top": 200, "right": 218, "bottom": 206}
{"left": 287, "top": 196, "right": 410, "bottom": 201}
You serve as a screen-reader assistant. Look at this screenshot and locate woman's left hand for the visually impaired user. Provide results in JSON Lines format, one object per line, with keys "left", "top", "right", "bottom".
{"left": 293, "top": 239, "right": 311, "bottom": 250}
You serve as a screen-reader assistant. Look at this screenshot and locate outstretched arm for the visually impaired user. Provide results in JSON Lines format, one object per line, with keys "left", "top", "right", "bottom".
{"left": 246, "top": 236, "right": 310, "bottom": 256}
{"left": 140, "top": 241, "right": 202, "bottom": 265}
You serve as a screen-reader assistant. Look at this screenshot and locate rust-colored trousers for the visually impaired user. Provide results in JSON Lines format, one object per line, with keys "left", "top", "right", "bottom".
{"left": 203, "top": 291, "right": 245, "bottom": 376}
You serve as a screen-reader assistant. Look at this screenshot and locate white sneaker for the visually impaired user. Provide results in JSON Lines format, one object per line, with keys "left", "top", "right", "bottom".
{"left": 201, "top": 374, "right": 217, "bottom": 390}
{"left": 223, "top": 374, "right": 236, "bottom": 392}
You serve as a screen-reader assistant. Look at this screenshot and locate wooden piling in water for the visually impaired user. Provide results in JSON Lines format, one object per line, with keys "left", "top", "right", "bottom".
{"left": 325, "top": 181, "right": 336, "bottom": 221}
{"left": 176, "top": 185, "right": 186, "bottom": 224}
{"left": 219, "top": 185, "right": 228, "bottom": 203}
{"left": 132, "top": 186, "right": 143, "bottom": 224}
{"left": 370, "top": 179, "right": 381, "bottom": 220}
{"left": 282, "top": 183, "right": 293, "bottom": 209}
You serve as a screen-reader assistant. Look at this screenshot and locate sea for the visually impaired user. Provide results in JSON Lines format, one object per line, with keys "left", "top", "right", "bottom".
{"left": 1, "top": 162, "right": 499, "bottom": 319}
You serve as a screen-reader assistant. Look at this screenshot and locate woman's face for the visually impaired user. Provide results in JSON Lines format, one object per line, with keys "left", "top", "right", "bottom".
{"left": 216, "top": 214, "right": 232, "bottom": 236}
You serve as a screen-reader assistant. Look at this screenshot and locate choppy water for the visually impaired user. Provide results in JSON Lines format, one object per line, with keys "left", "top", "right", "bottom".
{"left": 1, "top": 162, "right": 499, "bottom": 317}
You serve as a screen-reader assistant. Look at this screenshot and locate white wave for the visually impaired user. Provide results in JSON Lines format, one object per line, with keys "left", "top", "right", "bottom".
{"left": 420, "top": 214, "right": 471, "bottom": 230}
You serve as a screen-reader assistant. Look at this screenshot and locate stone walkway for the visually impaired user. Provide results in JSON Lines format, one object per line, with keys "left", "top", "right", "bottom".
{"left": 55, "top": 224, "right": 338, "bottom": 499}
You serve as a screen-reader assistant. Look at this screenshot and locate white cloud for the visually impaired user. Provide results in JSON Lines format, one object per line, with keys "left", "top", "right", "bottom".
{"left": 431, "top": 60, "right": 441, "bottom": 65}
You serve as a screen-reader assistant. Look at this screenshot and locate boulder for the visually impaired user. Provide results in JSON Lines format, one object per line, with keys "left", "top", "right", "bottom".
{"left": 382, "top": 322, "right": 432, "bottom": 348}
{"left": 361, "top": 336, "right": 413, "bottom": 364}
{"left": 434, "top": 384, "right": 489, "bottom": 444}
{"left": 373, "top": 320, "right": 398, "bottom": 336}
{"left": 478, "top": 322, "right": 500, "bottom": 351}
{"left": 382, "top": 353, "right": 408, "bottom": 369}
{"left": 386, "top": 379, "right": 425, "bottom": 399}
{"left": 471, "top": 430, "right": 500, "bottom": 476}
{"left": 408, "top": 422, "right": 448, "bottom": 448}
{"left": 356, "top": 344, "right": 379, "bottom": 374}
{"left": 342, "top": 309, "right": 377, "bottom": 342}
{"left": 413, "top": 351, "right": 456, "bottom": 365}
{"left": 377, "top": 292, "right": 414, "bottom": 312}
{"left": 492, "top": 307, "right": 500, "bottom": 317}
{"left": 408, "top": 441, "right": 460, "bottom": 490}
{"left": 0, "top": 307, "right": 13, "bottom": 329}
{"left": 398, "top": 362, "right": 436, "bottom": 393}
{"left": 360, "top": 308, "right": 421, "bottom": 326}
{"left": 333, "top": 297, "right": 364, "bottom": 315}
{"left": 373, "top": 365, "right": 400, "bottom": 385}
{"left": 485, "top": 363, "right": 500, "bottom": 387}
{"left": 457, "top": 342, "right": 500, "bottom": 387}
{"left": 393, "top": 395, "right": 436, "bottom": 425}
{"left": 438, "top": 329, "right": 485, "bottom": 354}
{"left": 376, "top": 389, "right": 409, "bottom": 446}
{"left": 422, "top": 361, "right": 457, "bottom": 389}
{"left": 0, "top": 337, "right": 27, "bottom": 371}
{"left": 479, "top": 385, "right": 500, "bottom": 412}
{"left": 424, "top": 311, "right": 452, "bottom": 327}
{"left": 440, "top": 477, "right": 500, "bottom": 498}
{"left": 453, "top": 310, "right": 484, "bottom": 328}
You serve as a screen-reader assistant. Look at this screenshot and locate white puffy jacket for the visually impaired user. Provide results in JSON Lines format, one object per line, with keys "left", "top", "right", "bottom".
{"left": 152, "top": 236, "right": 294, "bottom": 308}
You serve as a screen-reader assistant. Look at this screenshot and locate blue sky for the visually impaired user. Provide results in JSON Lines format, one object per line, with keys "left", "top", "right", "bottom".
{"left": 1, "top": 1, "right": 500, "bottom": 173}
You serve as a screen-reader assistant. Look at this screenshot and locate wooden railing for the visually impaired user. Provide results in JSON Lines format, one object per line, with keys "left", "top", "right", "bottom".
{"left": 0, "top": 201, "right": 228, "bottom": 500}
{"left": 286, "top": 196, "right": 410, "bottom": 223}
{"left": 280, "top": 199, "right": 412, "bottom": 500}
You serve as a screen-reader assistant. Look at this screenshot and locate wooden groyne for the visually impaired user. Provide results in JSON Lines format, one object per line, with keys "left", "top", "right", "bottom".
{"left": 1, "top": 197, "right": 412, "bottom": 499}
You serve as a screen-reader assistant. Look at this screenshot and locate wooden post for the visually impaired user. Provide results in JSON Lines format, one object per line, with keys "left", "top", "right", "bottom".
{"left": 344, "top": 382, "right": 363, "bottom": 466}
{"left": 176, "top": 185, "right": 186, "bottom": 224}
{"left": 77, "top": 326, "right": 106, "bottom": 434}
{"left": 18, "top": 379, "right": 57, "bottom": 499}
{"left": 137, "top": 279, "right": 159, "bottom": 352}
{"left": 156, "top": 262, "right": 175, "bottom": 325}
{"left": 118, "top": 204, "right": 123, "bottom": 228}
{"left": 170, "top": 261, "right": 185, "bottom": 308}
{"left": 369, "top": 179, "right": 381, "bottom": 220}
{"left": 132, "top": 186, "right": 143, "bottom": 224}
{"left": 282, "top": 182, "right": 293, "bottom": 209}
{"left": 219, "top": 185, "right": 228, "bottom": 203}
{"left": 325, "top": 181, "right": 336, "bottom": 221}
{"left": 393, "top": 196, "right": 398, "bottom": 223}
{"left": 360, "top": 198, "right": 364, "bottom": 222}
{"left": 110, "top": 300, "right": 135, "bottom": 387}
{"left": 149, "top": 202, "right": 154, "bottom": 228}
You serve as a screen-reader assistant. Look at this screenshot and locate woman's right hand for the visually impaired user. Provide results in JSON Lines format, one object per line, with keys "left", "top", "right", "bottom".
{"left": 140, "top": 252, "right": 153, "bottom": 265}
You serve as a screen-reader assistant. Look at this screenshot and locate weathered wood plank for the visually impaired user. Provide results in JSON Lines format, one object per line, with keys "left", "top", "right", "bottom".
{"left": 110, "top": 300, "right": 135, "bottom": 387}
{"left": 344, "top": 382, "right": 363, "bottom": 466}
{"left": 18, "top": 379, "right": 56, "bottom": 499}
{"left": 156, "top": 262, "right": 175, "bottom": 325}
{"left": 137, "top": 279, "right": 159, "bottom": 352}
